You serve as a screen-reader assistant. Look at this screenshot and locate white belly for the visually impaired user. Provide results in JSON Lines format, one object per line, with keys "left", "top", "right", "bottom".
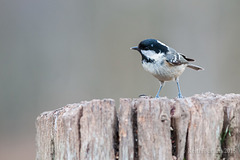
{"left": 142, "top": 60, "right": 187, "bottom": 81}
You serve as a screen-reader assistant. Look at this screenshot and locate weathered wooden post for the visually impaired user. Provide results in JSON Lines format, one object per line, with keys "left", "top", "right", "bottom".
{"left": 36, "top": 100, "right": 117, "bottom": 160}
{"left": 36, "top": 93, "right": 240, "bottom": 160}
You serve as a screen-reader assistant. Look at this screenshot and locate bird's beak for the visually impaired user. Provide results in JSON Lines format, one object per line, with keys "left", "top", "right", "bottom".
{"left": 130, "top": 46, "right": 139, "bottom": 51}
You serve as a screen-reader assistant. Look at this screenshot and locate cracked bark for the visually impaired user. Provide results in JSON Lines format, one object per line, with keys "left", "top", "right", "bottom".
{"left": 80, "top": 99, "right": 116, "bottom": 160}
{"left": 118, "top": 99, "right": 136, "bottom": 160}
{"left": 36, "top": 99, "right": 116, "bottom": 160}
{"left": 36, "top": 93, "right": 240, "bottom": 160}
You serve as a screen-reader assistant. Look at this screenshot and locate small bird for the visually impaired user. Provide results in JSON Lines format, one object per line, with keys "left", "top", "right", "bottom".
{"left": 131, "top": 39, "right": 203, "bottom": 98}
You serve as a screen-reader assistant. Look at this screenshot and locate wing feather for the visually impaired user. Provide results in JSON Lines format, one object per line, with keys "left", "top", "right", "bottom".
{"left": 166, "top": 52, "right": 189, "bottom": 65}
{"left": 166, "top": 47, "right": 195, "bottom": 65}
{"left": 180, "top": 54, "right": 195, "bottom": 62}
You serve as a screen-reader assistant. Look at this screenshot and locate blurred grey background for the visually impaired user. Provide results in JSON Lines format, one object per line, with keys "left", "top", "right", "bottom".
{"left": 0, "top": 0, "right": 240, "bottom": 159}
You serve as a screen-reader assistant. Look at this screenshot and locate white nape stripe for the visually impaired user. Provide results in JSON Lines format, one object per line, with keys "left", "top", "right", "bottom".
{"left": 156, "top": 40, "right": 168, "bottom": 48}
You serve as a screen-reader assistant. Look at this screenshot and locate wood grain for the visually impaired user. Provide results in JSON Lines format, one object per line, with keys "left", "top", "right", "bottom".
{"left": 36, "top": 93, "right": 240, "bottom": 160}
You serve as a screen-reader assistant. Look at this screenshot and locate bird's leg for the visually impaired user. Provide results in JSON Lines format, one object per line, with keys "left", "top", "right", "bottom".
{"left": 155, "top": 81, "right": 164, "bottom": 98}
{"left": 175, "top": 77, "right": 183, "bottom": 98}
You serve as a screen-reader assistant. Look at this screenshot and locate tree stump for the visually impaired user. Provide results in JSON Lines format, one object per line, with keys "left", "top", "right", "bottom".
{"left": 36, "top": 93, "right": 240, "bottom": 160}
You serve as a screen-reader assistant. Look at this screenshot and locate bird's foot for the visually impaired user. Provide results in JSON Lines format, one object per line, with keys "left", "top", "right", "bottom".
{"left": 178, "top": 93, "right": 183, "bottom": 98}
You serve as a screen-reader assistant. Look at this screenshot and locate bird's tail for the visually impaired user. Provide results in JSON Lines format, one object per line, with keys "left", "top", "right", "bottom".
{"left": 187, "top": 64, "right": 204, "bottom": 71}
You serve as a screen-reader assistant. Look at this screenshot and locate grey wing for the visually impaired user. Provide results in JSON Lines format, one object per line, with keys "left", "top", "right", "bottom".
{"left": 166, "top": 48, "right": 189, "bottom": 65}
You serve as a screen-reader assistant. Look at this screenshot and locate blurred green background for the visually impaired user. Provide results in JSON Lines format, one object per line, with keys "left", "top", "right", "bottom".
{"left": 0, "top": 0, "right": 240, "bottom": 159}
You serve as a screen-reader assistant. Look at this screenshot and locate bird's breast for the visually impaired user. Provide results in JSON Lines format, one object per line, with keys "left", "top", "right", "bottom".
{"left": 142, "top": 60, "right": 187, "bottom": 81}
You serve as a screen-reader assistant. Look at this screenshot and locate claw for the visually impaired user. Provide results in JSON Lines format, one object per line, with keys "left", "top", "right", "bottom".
{"left": 178, "top": 93, "right": 183, "bottom": 98}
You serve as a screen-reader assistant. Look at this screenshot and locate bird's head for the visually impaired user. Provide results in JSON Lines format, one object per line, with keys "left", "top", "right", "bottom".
{"left": 131, "top": 39, "right": 169, "bottom": 62}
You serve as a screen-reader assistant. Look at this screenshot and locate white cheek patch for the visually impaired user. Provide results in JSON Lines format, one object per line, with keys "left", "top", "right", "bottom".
{"left": 141, "top": 50, "right": 164, "bottom": 61}
{"left": 141, "top": 50, "right": 156, "bottom": 57}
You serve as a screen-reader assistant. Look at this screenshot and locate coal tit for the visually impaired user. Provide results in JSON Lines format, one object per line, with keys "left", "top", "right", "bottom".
{"left": 131, "top": 39, "right": 203, "bottom": 98}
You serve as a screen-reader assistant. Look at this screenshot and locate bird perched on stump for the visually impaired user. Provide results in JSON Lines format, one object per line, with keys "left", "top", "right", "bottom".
{"left": 131, "top": 39, "right": 203, "bottom": 98}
